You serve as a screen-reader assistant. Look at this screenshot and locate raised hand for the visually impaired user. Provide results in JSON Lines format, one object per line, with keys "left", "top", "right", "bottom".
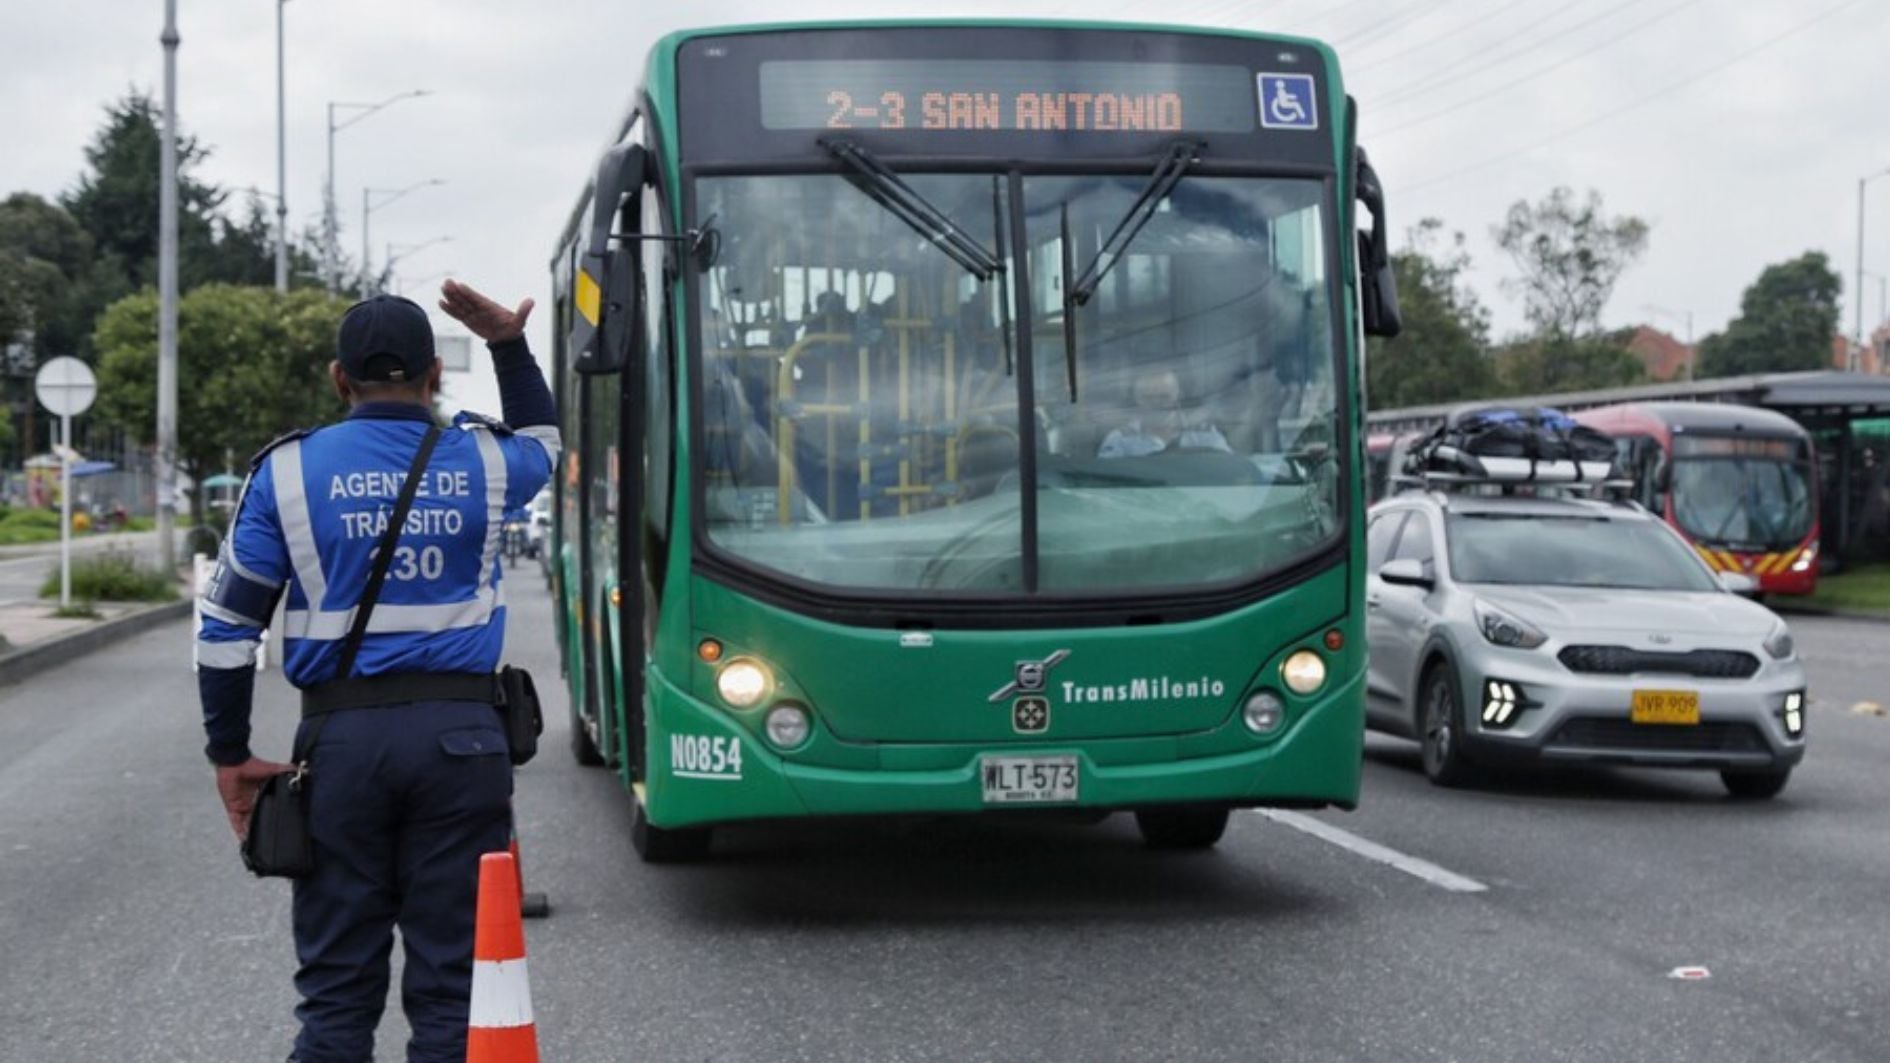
{"left": 439, "top": 279, "right": 535, "bottom": 343}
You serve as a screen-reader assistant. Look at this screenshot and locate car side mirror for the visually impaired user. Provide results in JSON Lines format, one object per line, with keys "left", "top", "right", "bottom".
{"left": 1717, "top": 571, "right": 1758, "bottom": 596}
{"left": 1378, "top": 558, "right": 1433, "bottom": 589}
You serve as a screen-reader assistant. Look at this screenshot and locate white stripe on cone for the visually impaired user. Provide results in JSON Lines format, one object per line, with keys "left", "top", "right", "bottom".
{"left": 469, "top": 958, "right": 535, "bottom": 1028}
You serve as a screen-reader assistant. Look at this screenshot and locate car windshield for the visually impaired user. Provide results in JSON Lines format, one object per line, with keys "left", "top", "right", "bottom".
{"left": 1671, "top": 455, "right": 1813, "bottom": 551}
{"left": 694, "top": 170, "right": 1340, "bottom": 593}
{"left": 1446, "top": 513, "right": 1721, "bottom": 592}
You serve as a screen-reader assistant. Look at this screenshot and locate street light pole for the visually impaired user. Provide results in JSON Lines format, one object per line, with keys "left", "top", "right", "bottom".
{"left": 1642, "top": 304, "right": 1695, "bottom": 381}
{"left": 157, "top": 0, "right": 180, "bottom": 571}
{"left": 324, "top": 101, "right": 337, "bottom": 292}
{"left": 274, "top": 0, "right": 289, "bottom": 293}
{"left": 322, "top": 89, "right": 430, "bottom": 294}
{"left": 359, "top": 179, "right": 444, "bottom": 296}
{"left": 1856, "top": 168, "right": 1890, "bottom": 372}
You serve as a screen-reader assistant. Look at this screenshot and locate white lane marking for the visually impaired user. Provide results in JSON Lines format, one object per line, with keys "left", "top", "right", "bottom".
{"left": 1258, "top": 809, "right": 1489, "bottom": 894}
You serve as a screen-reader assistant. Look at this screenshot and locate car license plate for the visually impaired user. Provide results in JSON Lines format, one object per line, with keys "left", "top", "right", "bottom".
{"left": 980, "top": 755, "right": 1079, "bottom": 804}
{"left": 1631, "top": 689, "right": 1700, "bottom": 725}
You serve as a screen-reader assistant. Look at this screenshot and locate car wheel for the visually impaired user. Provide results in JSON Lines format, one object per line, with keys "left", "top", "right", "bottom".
{"left": 631, "top": 798, "right": 712, "bottom": 863}
{"left": 1419, "top": 663, "right": 1479, "bottom": 788}
{"left": 1721, "top": 767, "right": 1791, "bottom": 799}
{"left": 1134, "top": 805, "right": 1230, "bottom": 850}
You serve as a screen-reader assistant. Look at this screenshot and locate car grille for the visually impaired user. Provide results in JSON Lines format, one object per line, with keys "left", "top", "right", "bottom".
{"left": 1557, "top": 645, "right": 1760, "bottom": 679}
{"left": 1546, "top": 718, "right": 1769, "bottom": 755}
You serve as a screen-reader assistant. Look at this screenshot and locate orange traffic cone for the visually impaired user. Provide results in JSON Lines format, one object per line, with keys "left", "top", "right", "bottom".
{"left": 468, "top": 851, "right": 540, "bottom": 1063}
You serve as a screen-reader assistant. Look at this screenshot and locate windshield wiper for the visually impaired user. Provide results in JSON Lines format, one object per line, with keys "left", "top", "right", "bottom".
{"left": 1066, "top": 141, "right": 1203, "bottom": 308}
{"left": 822, "top": 139, "right": 1005, "bottom": 282}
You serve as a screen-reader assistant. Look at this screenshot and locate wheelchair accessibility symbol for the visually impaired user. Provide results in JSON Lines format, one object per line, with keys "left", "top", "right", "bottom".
{"left": 1258, "top": 73, "right": 1318, "bottom": 130}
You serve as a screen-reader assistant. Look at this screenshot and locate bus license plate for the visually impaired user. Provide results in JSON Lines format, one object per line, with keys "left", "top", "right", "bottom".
{"left": 981, "top": 755, "right": 1079, "bottom": 804}
{"left": 1631, "top": 689, "right": 1700, "bottom": 725}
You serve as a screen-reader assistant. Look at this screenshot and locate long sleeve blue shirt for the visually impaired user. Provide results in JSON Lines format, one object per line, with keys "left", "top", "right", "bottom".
{"left": 196, "top": 336, "right": 558, "bottom": 765}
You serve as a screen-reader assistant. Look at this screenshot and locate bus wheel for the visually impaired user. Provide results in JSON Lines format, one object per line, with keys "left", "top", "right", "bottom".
{"left": 631, "top": 799, "right": 712, "bottom": 863}
{"left": 1134, "top": 806, "right": 1230, "bottom": 850}
{"left": 570, "top": 714, "right": 607, "bottom": 767}
{"left": 1721, "top": 767, "right": 1791, "bottom": 799}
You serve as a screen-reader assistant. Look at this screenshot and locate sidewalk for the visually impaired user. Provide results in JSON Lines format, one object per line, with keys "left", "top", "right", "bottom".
{"left": 0, "top": 540, "right": 197, "bottom": 687}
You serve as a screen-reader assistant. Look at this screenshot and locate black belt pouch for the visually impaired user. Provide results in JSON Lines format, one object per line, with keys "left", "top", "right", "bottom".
{"left": 242, "top": 769, "right": 314, "bottom": 878}
{"left": 498, "top": 665, "right": 543, "bottom": 766}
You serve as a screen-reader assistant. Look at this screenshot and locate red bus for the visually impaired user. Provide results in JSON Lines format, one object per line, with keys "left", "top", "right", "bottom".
{"left": 1574, "top": 402, "right": 1819, "bottom": 594}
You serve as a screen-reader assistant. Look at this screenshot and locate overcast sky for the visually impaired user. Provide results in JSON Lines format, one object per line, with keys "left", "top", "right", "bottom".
{"left": 5, "top": 0, "right": 1887, "bottom": 415}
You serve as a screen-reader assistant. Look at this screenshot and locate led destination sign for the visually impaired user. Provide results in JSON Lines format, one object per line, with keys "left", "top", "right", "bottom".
{"left": 759, "top": 58, "right": 1259, "bottom": 134}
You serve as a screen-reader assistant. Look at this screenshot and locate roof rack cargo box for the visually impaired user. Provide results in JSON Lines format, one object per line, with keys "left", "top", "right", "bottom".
{"left": 1405, "top": 405, "right": 1620, "bottom": 483}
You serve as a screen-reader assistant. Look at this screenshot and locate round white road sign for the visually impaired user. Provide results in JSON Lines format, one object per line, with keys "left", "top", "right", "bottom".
{"left": 35, "top": 356, "right": 97, "bottom": 417}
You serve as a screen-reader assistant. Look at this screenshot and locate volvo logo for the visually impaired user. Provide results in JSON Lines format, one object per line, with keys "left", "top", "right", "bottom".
{"left": 989, "top": 649, "right": 1070, "bottom": 703}
{"left": 1648, "top": 633, "right": 1674, "bottom": 646}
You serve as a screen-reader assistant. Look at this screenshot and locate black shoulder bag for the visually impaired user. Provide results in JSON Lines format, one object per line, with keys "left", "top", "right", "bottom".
{"left": 241, "top": 424, "right": 443, "bottom": 878}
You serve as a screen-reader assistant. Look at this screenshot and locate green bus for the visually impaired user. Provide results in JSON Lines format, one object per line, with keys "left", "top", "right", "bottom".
{"left": 548, "top": 20, "right": 1402, "bottom": 860}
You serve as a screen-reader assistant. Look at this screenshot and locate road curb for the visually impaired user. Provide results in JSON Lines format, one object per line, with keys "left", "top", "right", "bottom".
{"left": 0, "top": 599, "right": 193, "bottom": 689}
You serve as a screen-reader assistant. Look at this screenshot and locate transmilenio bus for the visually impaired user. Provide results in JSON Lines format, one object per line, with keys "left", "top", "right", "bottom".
{"left": 1574, "top": 402, "right": 1820, "bottom": 595}
{"left": 548, "top": 21, "right": 1403, "bottom": 860}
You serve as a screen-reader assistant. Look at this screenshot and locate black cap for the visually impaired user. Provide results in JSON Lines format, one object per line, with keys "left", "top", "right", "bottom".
{"left": 337, "top": 295, "right": 436, "bottom": 382}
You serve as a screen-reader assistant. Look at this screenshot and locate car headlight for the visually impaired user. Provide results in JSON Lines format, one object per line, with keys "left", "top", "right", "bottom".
{"left": 1474, "top": 601, "right": 1547, "bottom": 649}
{"left": 715, "top": 658, "right": 771, "bottom": 708}
{"left": 1763, "top": 622, "right": 1794, "bottom": 661}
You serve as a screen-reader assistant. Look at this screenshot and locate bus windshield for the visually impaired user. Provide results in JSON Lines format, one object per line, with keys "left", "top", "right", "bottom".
{"left": 695, "top": 169, "right": 1339, "bottom": 594}
{"left": 1670, "top": 444, "right": 1813, "bottom": 551}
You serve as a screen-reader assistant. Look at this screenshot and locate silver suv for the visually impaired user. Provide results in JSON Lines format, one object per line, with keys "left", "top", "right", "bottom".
{"left": 1365, "top": 490, "right": 1807, "bottom": 798}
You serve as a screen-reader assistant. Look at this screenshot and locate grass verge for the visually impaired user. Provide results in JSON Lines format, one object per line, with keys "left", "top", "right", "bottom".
{"left": 1802, "top": 564, "right": 1890, "bottom": 617}
{"left": 39, "top": 549, "right": 178, "bottom": 603}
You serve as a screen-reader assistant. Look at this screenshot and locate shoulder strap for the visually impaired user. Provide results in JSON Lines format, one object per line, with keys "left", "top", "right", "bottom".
{"left": 334, "top": 424, "right": 443, "bottom": 682}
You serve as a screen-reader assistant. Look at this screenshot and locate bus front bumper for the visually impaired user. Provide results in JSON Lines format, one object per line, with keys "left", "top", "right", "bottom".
{"left": 639, "top": 671, "right": 1366, "bottom": 829}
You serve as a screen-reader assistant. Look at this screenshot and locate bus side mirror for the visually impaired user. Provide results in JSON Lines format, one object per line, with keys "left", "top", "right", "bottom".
{"left": 572, "top": 144, "right": 648, "bottom": 376}
{"left": 1355, "top": 148, "right": 1403, "bottom": 339}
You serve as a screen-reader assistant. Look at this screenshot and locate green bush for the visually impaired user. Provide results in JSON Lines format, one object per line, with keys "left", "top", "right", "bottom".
{"left": 2, "top": 509, "right": 63, "bottom": 531}
{"left": 39, "top": 549, "right": 177, "bottom": 603}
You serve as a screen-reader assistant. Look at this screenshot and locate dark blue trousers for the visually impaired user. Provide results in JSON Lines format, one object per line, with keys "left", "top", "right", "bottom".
{"left": 289, "top": 700, "right": 513, "bottom": 1063}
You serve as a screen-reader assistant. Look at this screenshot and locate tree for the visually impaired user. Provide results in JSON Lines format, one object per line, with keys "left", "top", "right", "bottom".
{"left": 1495, "top": 334, "right": 1646, "bottom": 395}
{"left": 1493, "top": 187, "right": 1649, "bottom": 393}
{"left": 61, "top": 93, "right": 225, "bottom": 286}
{"left": 1494, "top": 186, "right": 1650, "bottom": 339}
{"left": 1366, "top": 219, "right": 1499, "bottom": 409}
{"left": 0, "top": 193, "right": 94, "bottom": 357}
{"left": 1696, "top": 252, "right": 1842, "bottom": 378}
{"left": 93, "top": 285, "right": 349, "bottom": 522}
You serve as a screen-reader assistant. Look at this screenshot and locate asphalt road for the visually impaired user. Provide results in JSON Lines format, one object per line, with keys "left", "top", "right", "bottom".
{"left": 0, "top": 573, "right": 1884, "bottom": 1062}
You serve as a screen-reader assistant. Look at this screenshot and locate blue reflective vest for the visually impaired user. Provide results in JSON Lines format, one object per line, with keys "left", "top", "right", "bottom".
{"left": 197, "top": 403, "right": 558, "bottom": 686}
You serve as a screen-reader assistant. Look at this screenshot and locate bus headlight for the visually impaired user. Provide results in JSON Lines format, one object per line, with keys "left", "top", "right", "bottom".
{"left": 1243, "top": 691, "right": 1286, "bottom": 734}
{"left": 1281, "top": 650, "right": 1327, "bottom": 695}
{"left": 765, "top": 704, "right": 811, "bottom": 749}
{"left": 715, "top": 658, "right": 771, "bottom": 709}
{"left": 1791, "top": 543, "right": 1817, "bottom": 573}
